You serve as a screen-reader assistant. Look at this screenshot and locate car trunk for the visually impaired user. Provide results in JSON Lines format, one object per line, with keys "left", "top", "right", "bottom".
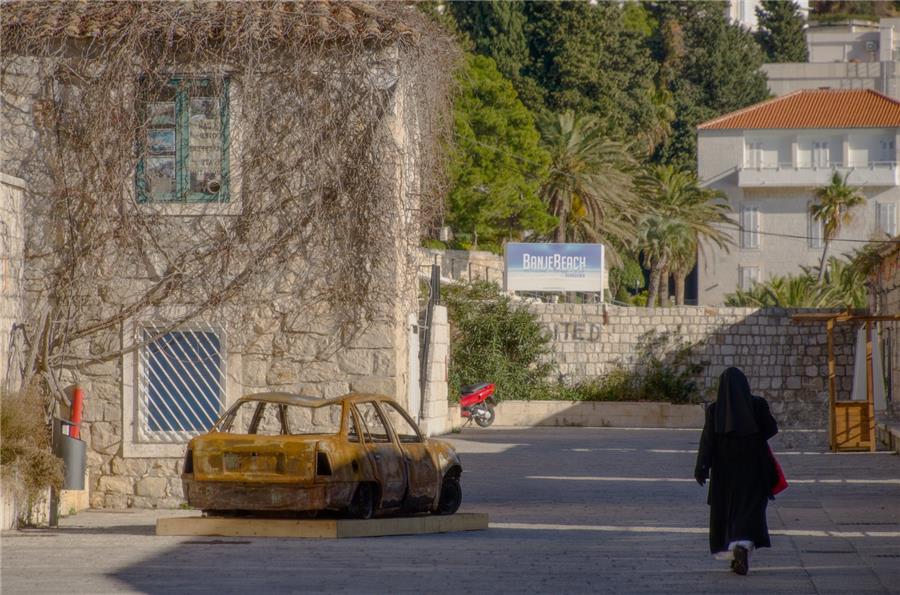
{"left": 192, "top": 433, "right": 322, "bottom": 483}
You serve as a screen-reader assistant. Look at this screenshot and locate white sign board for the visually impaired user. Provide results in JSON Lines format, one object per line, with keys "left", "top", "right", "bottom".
{"left": 504, "top": 243, "right": 604, "bottom": 292}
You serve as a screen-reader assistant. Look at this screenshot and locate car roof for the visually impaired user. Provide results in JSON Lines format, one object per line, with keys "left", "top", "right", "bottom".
{"left": 233, "top": 391, "right": 396, "bottom": 408}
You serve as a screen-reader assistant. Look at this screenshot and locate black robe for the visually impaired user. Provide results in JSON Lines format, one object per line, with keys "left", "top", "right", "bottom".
{"left": 695, "top": 396, "right": 778, "bottom": 553}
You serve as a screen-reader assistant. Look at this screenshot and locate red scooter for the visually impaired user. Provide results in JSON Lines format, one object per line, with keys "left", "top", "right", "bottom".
{"left": 459, "top": 382, "right": 496, "bottom": 427}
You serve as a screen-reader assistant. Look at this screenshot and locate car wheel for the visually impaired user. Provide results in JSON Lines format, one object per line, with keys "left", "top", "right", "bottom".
{"left": 348, "top": 483, "right": 376, "bottom": 520}
{"left": 433, "top": 474, "right": 462, "bottom": 515}
{"left": 474, "top": 404, "right": 495, "bottom": 428}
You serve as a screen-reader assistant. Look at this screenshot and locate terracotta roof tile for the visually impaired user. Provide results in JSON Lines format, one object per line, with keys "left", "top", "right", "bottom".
{"left": 698, "top": 89, "right": 900, "bottom": 130}
{"left": 0, "top": 0, "right": 418, "bottom": 46}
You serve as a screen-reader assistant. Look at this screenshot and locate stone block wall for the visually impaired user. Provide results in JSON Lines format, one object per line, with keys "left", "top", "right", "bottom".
{"left": 419, "top": 248, "right": 503, "bottom": 285}
{"left": 533, "top": 304, "right": 859, "bottom": 431}
{"left": 0, "top": 173, "right": 25, "bottom": 390}
{"left": 874, "top": 248, "right": 900, "bottom": 419}
{"left": 2, "top": 52, "right": 422, "bottom": 509}
{"left": 76, "top": 314, "right": 412, "bottom": 509}
{"left": 0, "top": 173, "right": 24, "bottom": 528}
{"left": 419, "top": 305, "right": 451, "bottom": 436}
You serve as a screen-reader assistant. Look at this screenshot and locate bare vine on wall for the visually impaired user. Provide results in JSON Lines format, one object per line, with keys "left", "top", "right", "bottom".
{"left": 1, "top": 1, "right": 457, "bottom": 409}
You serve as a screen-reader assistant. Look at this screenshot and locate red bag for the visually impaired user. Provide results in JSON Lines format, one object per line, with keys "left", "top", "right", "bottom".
{"left": 768, "top": 445, "right": 788, "bottom": 495}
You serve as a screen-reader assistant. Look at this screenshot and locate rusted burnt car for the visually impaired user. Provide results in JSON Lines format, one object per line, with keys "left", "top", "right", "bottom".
{"left": 181, "top": 392, "right": 462, "bottom": 518}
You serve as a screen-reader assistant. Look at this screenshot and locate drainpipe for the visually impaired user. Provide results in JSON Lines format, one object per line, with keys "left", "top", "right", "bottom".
{"left": 418, "top": 265, "right": 440, "bottom": 422}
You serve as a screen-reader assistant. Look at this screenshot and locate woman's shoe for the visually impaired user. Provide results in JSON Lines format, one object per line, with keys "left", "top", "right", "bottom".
{"left": 733, "top": 546, "right": 749, "bottom": 575}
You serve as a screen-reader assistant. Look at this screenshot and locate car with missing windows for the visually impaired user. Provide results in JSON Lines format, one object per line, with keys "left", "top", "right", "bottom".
{"left": 181, "top": 392, "right": 462, "bottom": 519}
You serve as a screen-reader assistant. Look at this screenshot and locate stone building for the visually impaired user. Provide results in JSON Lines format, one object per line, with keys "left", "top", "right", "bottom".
{"left": 697, "top": 88, "right": 900, "bottom": 305}
{"left": 0, "top": 2, "right": 452, "bottom": 508}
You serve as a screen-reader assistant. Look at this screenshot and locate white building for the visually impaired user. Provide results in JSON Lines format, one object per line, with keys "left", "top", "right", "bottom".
{"left": 727, "top": 0, "right": 809, "bottom": 32}
{"left": 697, "top": 89, "right": 900, "bottom": 305}
{"left": 765, "top": 19, "right": 900, "bottom": 99}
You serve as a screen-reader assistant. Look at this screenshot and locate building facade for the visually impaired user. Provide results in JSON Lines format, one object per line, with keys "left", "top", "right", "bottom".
{"left": 764, "top": 19, "right": 900, "bottom": 99}
{"left": 697, "top": 89, "right": 900, "bottom": 305}
{"left": 1, "top": 2, "right": 451, "bottom": 508}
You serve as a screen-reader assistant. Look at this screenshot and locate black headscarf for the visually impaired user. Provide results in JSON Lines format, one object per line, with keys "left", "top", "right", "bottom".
{"left": 714, "top": 367, "right": 759, "bottom": 436}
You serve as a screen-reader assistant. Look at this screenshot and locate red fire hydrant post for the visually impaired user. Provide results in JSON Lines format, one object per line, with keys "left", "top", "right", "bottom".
{"left": 70, "top": 386, "right": 84, "bottom": 440}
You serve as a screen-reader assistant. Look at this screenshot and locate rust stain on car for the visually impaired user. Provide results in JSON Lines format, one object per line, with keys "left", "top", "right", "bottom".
{"left": 182, "top": 392, "right": 463, "bottom": 518}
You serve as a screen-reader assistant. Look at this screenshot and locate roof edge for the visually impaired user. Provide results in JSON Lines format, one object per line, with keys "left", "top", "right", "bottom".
{"left": 697, "top": 91, "right": 803, "bottom": 131}
{"left": 697, "top": 89, "right": 900, "bottom": 131}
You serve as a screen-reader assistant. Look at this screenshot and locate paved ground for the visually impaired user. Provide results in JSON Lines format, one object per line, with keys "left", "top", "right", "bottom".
{"left": 2, "top": 427, "right": 899, "bottom": 594}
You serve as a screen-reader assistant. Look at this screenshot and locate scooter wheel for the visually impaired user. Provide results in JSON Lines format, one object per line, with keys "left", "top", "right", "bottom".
{"left": 474, "top": 404, "right": 495, "bottom": 427}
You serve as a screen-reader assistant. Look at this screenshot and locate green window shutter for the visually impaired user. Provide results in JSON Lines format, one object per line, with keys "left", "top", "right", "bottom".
{"left": 136, "top": 76, "right": 229, "bottom": 204}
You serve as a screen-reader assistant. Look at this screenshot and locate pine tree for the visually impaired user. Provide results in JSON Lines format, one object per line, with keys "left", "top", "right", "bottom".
{"left": 756, "top": 0, "right": 809, "bottom": 63}
{"left": 447, "top": 1, "right": 547, "bottom": 119}
{"left": 649, "top": 1, "right": 770, "bottom": 170}
{"left": 451, "top": 1, "right": 659, "bottom": 142}
{"left": 447, "top": 54, "right": 554, "bottom": 252}
{"left": 521, "top": 1, "right": 659, "bottom": 140}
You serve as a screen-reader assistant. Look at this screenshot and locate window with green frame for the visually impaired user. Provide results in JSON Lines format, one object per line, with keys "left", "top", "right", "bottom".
{"left": 138, "top": 77, "right": 230, "bottom": 203}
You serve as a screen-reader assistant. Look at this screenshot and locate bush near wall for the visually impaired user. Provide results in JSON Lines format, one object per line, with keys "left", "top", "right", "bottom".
{"left": 444, "top": 282, "right": 557, "bottom": 402}
{"left": 0, "top": 383, "right": 63, "bottom": 523}
{"left": 445, "top": 282, "right": 707, "bottom": 403}
{"left": 556, "top": 330, "right": 707, "bottom": 404}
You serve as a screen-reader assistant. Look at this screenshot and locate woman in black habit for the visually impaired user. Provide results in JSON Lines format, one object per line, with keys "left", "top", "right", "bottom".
{"left": 694, "top": 367, "right": 778, "bottom": 575}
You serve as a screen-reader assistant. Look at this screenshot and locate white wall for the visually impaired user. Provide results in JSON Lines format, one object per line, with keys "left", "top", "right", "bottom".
{"left": 763, "top": 61, "right": 893, "bottom": 97}
{"left": 741, "top": 129, "right": 895, "bottom": 168}
{"left": 0, "top": 172, "right": 25, "bottom": 391}
{"left": 698, "top": 129, "right": 900, "bottom": 305}
{"left": 808, "top": 27, "right": 880, "bottom": 63}
{"left": 745, "top": 133, "right": 792, "bottom": 166}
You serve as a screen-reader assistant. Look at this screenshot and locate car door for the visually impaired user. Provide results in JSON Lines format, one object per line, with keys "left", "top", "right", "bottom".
{"left": 354, "top": 401, "right": 406, "bottom": 508}
{"left": 378, "top": 400, "right": 440, "bottom": 511}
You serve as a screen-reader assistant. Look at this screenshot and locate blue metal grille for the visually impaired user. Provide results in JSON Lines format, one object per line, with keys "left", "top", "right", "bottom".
{"left": 139, "top": 327, "right": 224, "bottom": 441}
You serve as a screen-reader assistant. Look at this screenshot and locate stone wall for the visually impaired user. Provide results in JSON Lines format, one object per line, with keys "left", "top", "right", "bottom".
{"left": 2, "top": 52, "right": 425, "bottom": 509}
{"left": 873, "top": 246, "right": 900, "bottom": 420}
{"left": 419, "top": 248, "right": 503, "bottom": 285}
{"left": 533, "top": 304, "right": 859, "bottom": 431}
{"left": 0, "top": 172, "right": 25, "bottom": 390}
{"left": 419, "top": 305, "right": 451, "bottom": 436}
{"left": 0, "top": 173, "right": 25, "bottom": 528}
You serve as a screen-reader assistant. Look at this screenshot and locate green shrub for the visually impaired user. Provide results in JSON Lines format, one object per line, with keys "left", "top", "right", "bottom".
{"left": 444, "top": 284, "right": 706, "bottom": 404}
{"left": 421, "top": 238, "right": 449, "bottom": 250}
{"left": 444, "top": 281, "right": 556, "bottom": 402}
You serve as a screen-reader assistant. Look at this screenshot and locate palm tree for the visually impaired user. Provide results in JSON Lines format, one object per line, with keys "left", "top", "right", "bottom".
{"left": 638, "top": 165, "right": 735, "bottom": 305}
{"left": 813, "top": 256, "right": 868, "bottom": 309}
{"left": 725, "top": 274, "right": 823, "bottom": 307}
{"left": 810, "top": 172, "right": 866, "bottom": 282}
{"left": 637, "top": 214, "right": 690, "bottom": 308}
{"left": 539, "top": 111, "right": 640, "bottom": 246}
{"left": 668, "top": 234, "right": 698, "bottom": 306}
{"left": 634, "top": 86, "right": 676, "bottom": 158}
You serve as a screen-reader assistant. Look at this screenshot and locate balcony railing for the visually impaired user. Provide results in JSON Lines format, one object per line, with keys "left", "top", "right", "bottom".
{"left": 738, "top": 162, "right": 898, "bottom": 187}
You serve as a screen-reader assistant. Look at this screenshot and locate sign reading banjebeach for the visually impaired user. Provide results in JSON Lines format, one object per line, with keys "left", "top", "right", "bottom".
{"left": 504, "top": 243, "right": 604, "bottom": 292}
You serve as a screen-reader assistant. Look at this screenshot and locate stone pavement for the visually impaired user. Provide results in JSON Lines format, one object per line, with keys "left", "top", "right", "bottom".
{"left": 1, "top": 427, "right": 898, "bottom": 594}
